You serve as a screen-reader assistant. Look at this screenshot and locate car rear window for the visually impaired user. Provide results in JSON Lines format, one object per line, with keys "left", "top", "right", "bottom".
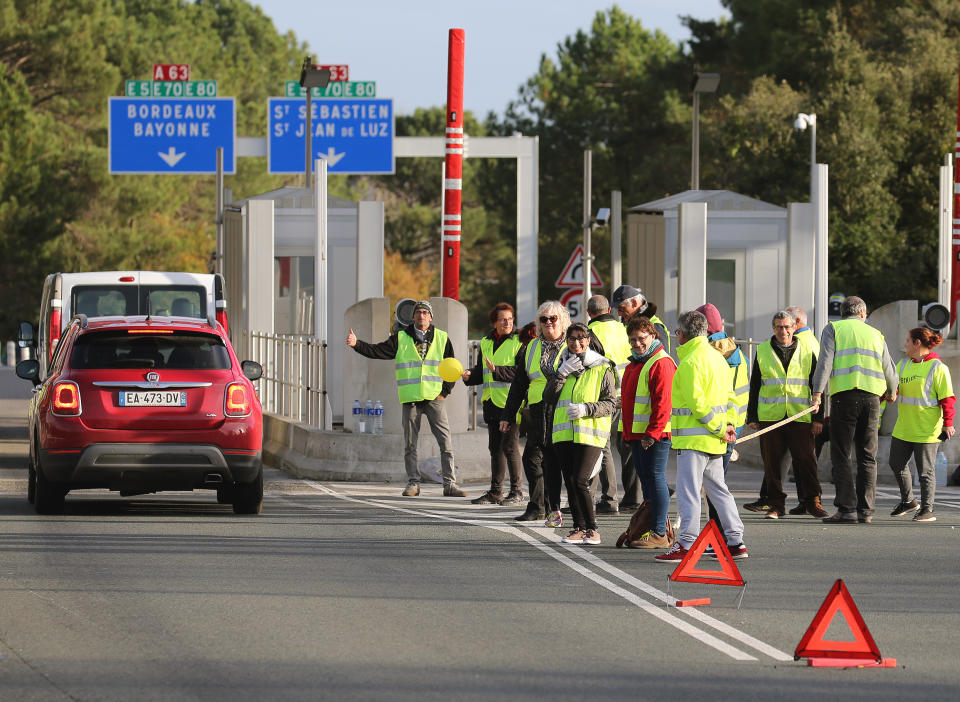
{"left": 71, "top": 285, "right": 206, "bottom": 319}
{"left": 70, "top": 331, "right": 231, "bottom": 370}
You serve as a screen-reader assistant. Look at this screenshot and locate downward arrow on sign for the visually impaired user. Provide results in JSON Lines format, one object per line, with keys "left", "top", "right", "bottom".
{"left": 317, "top": 147, "right": 345, "bottom": 167}
{"left": 158, "top": 147, "right": 186, "bottom": 167}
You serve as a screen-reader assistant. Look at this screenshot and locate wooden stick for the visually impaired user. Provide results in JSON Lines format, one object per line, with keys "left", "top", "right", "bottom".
{"left": 735, "top": 406, "right": 817, "bottom": 444}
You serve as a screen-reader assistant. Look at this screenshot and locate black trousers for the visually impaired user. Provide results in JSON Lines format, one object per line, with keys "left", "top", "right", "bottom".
{"left": 556, "top": 441, "right": 603, "bottom": 531}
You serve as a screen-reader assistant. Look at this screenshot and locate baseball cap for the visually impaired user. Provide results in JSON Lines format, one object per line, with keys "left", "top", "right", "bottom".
{"left": 610, "top": 285, "right": 643, "bottom": 308}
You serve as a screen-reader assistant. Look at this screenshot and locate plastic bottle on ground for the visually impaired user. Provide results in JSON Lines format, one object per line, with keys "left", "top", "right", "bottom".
{"left": 935, "top": 452, "right": 948, "bottom": 487}
{"left": 352, "top": 399, "right": 363, "bottom": 433}
{"left": 365, "top": 400, "right": 374, "bottom": 434}
{"left": 374, "top": 400, "right": 384, "bottom": 435}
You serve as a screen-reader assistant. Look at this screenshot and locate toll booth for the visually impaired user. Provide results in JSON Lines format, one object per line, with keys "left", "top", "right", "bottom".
{"left": 222, "top": 186, "right": 384, "bottom": 425}
{"left": 625, "top": 190, "right": 815, "bottom": 343}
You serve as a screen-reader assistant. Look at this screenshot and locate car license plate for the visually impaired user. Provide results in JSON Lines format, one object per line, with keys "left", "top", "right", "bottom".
{"left": 119, "top": 391, "right": 187, "bottom": 407}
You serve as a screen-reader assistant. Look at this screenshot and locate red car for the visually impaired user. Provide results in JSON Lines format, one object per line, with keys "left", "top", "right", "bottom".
{"left": 16, "top": 315, "right": 264, "bottom": 514}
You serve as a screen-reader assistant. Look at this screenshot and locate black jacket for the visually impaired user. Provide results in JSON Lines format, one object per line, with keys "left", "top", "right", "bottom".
{"left": 351, "top": 324, "right": 456, "bottom": 398}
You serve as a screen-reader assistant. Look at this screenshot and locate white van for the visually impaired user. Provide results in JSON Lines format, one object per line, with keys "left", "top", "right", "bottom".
{"left": 33, "top": 271, "right": 228, "bottom": 374}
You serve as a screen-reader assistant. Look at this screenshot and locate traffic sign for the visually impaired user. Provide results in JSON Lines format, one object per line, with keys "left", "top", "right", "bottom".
{"left": 284, "top": 81, "right": 376, "bottom": 98}
{"left": 267, "top": 97, "right": 394, "bottom": 175}
{"left": 126, "top": 80, "right": 217, "bottom": 97}
{"left": 108, "top": 97, "right": 236, "bottom": 174}
{"left": 560, "top": 287, "right": 584, "bottom": 323}
{"left": 556, "top": 244, "right": 603, "bottom": 289}
{"left": 153, "top": 64, "right": 189, "bottom": 81}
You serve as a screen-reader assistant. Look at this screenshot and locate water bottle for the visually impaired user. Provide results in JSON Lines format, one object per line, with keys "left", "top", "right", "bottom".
{"left": 935, "top": 452, "right": 948, "bottom": 488}
{"left": 352, "top": 399, "right": 363, "bottom": 433}
{"left": 374, "top": 400, "right": 384, "bottom": 435}
{"left": 365, "top": 400, "right": 374, "bottom": 434}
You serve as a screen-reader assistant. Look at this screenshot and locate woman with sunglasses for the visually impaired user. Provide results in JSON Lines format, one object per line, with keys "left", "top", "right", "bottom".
{"left": 500, "top": 301, "right": 570, "bottom": 523}
{"left": 544, "top": 322, "right": 617, "bottom": 545}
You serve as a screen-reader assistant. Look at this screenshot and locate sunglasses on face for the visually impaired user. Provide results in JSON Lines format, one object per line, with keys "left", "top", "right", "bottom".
{"left": 539, "top": 315, "right": 559, "bottom": 324}
{"left": 567, "top": 335, "right": 588, "bottom": 343}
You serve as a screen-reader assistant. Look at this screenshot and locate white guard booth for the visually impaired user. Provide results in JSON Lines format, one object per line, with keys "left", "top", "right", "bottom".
{"left": 624, "top": 190, "right": 816, "bottom": 344}
{"left": 222, "top": 186, "right": 384, "bottom": 426}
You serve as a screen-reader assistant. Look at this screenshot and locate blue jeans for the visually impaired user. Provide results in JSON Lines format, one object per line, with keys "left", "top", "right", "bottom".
{"left": 630, "top": 438, "right": 671, "bottom": 535}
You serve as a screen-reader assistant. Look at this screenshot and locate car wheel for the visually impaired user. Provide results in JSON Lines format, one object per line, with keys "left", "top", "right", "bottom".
{"left": 231, "top": 467, "right": 263, "bottom": 515}
{"left": 34, "top": 455, "right": 66, "bottom": 515}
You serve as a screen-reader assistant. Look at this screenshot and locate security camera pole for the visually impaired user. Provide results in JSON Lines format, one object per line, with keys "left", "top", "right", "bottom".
{"left": 583, "top": 149, "right": 593, "bottom": 309}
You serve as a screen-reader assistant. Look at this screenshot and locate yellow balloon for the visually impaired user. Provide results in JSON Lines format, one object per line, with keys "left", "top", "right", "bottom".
{"left": 438, "top": 357, "right": 464, "bottom": 382}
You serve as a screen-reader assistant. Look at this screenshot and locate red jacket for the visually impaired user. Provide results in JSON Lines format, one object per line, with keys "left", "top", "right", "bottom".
{"left": 620, "top": 350, "right": 675, "bottom": 441}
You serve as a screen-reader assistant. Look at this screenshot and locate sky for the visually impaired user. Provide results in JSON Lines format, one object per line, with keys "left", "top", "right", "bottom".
{"left": 255, "top": 0, "right": 729, "bottom": 117}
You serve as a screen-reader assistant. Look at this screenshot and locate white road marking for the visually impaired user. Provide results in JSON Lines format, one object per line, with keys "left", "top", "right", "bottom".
{"left": 294, "top": 480, "right": 800, "bottom": 663}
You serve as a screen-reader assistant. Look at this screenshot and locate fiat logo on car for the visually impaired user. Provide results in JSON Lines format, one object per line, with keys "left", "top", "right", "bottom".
{"left": 146, "top": 372, "right": 160, "bottom": 384}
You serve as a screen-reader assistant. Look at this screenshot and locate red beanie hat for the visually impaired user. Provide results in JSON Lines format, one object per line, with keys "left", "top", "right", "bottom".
{"left": 696, "top": 303, "right": 723, "bottom": 334}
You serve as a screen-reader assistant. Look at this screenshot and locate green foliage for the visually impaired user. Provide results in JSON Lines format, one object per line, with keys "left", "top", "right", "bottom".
{"left": 500, "top": 7, "right": 689, "bottom": 304}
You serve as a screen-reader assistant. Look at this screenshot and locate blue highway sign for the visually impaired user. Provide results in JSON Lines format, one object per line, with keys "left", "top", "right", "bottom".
{"left": 109, "top": 97, "right": 236, "bottom": 174}
{"left": 268, "top": 97, "right": 394, "bottom": 175}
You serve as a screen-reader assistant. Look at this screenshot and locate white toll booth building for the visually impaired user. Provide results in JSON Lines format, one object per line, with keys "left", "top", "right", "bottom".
{"left": 624, "top": 189, "right": 817, "bottom": 343}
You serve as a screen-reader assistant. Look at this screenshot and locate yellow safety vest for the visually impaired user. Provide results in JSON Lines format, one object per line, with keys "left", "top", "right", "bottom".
{"left": 395, "top": 328, "right": 447, "bottom": 403}
{"left": 829, "top": 319, "right": 887, "bottom": 396}
{"left": 649, "top": 314, "right": 672, "bottom": 354}
{"left": 671, "top": 335, "right": 732, "bottom": 455}
{"left": 523, "top": 338, "right": 561, "bottom": 405}
{"left": 480, "top": 334, "right": 521, "bottom": 408}
{"left": 795, "top": 328, "right": 820, "bottom": 359}
{"left": 629, "top": 347, "right": 675, "bottom": 434}
{"left": 588, "top": 318, "right": 631, "bottom": 389}
{"left": 893, "top": 358, "right": 954, "bottom": 443}
{"left": 756, "top": 340, "right": 813, "bottom": 423}
{"left": 552, "top": 362, "right": 613, "bottom": 446}
{"left": 730, "top": 356, "right": 749, "bottom": 429}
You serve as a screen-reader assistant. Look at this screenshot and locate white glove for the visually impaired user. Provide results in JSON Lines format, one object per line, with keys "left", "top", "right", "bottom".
{"left": 558, "top": 355, "right": 583, "bottom": 377}
{"left": 566, "top": 403, "right": 587, "bottom": 420}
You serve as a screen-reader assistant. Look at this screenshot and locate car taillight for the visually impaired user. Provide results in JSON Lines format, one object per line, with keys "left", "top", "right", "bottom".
{"left": 52, "top": 381, "right": 81, "bottom": 416}
{"left": 49, "top": 308, "right": 61, "bottom": 361}
{"left": 216, "top": 305, "right": 228, "bottom": 334}
{"left": 225, "top": 382, "right": 251, "bottom": 417}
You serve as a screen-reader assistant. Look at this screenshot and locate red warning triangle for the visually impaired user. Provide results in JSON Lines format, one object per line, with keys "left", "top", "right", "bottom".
{"left": 669, "top": 520, "right": 745, "bottom": 586}
{"left": 794, "top": 579, "right": 882, "bottom": 662}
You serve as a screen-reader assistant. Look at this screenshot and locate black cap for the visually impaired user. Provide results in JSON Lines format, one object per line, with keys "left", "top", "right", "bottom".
{"left": 610, "top": 285, "right": 643, "bottom": 308}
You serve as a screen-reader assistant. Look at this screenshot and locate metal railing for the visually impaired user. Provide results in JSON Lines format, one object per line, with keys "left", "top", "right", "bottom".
{"left": 246, "top": 330, "right": 327, "bottom": 427}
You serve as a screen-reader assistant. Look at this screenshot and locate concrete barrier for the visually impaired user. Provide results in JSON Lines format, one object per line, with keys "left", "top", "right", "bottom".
{"left": 262, "top": 411, "right": 490, "bottom": 484}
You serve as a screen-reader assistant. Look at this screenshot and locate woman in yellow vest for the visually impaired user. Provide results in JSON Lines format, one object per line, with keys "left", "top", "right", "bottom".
{"left": 544, "top": 323, "right": 617, "bottom": 545}
{"left": 499, "top": 302, "right": 571, "bottom": 524}
{"left": 462, "top": 303, "right": 524, "bottom": 505}
{"left": 620, "top": 316, "right": 676, "bottom": 548}
{"left": 889, "top": 327, "right": 956, "bottom": 522}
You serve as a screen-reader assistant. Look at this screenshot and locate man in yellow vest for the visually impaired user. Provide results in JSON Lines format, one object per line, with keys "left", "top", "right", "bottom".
{"left": 346, "top": 300, "right": 466, "bottom": 498}
{"left": 656, "top": 310, "right": 747, "bottom": 562}
{"left": 810, "top": 296, "right": 898, "bottom": 523}
{"left": 587, "top": 294, "right": 639, "bottom": 512}
{"left": 745, "top": 304, "right": 825, "bottom": 514}
{"left": 611, "top": 285, "right": 671, "bottom": 355}
{"left": 745, "top": 311, "right": 826, "bottom": 519}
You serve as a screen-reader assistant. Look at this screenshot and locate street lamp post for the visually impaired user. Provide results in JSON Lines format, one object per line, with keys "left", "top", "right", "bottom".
{"left": 299, "top": 57, "right": 331, "bottom": 188}
{"left": 794, "top": 112, "right": 817, "bottom": 202}
{"left": 691, "top": 72, "right": 720, "bottom": 191}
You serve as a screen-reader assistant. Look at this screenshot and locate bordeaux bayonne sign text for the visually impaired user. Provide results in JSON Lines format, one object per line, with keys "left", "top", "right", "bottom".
{"left": 108, "top": 97, "right": 236, "bottom": 174}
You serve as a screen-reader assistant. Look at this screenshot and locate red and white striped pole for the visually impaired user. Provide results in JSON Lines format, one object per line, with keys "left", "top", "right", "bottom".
{"left": 952, "top": 60, "right": 960, "bottom": 322}
{"left": 442, "top": 28, "right": 465, "bottom": 300}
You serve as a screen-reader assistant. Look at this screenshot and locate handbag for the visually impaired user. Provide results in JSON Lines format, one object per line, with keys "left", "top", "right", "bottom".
{"left": 615, "top": 500, "right": 674, "bottom": 548}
